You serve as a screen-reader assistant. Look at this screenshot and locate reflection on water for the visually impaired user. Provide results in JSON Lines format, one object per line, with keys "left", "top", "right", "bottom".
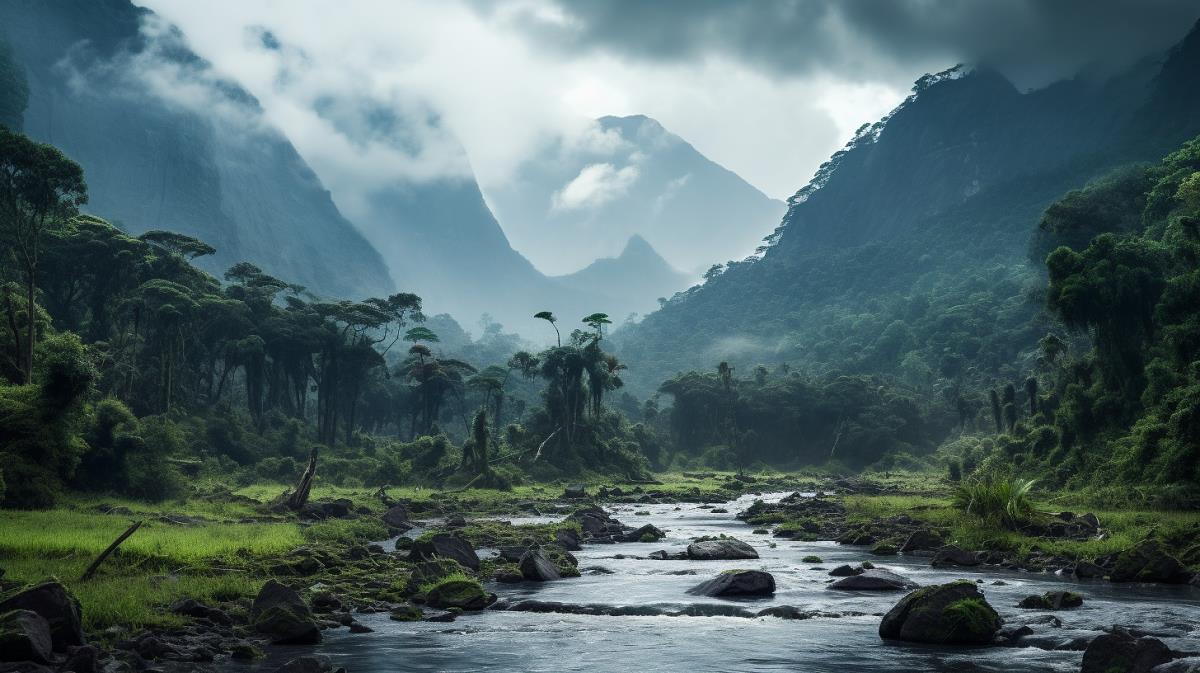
{"left": 234, "top": 492, "right": 1200, "bottom": 673}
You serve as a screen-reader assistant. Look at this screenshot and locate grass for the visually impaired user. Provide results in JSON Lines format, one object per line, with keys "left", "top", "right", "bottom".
{"left": 951, "top": 477, "right": 1036, "bottom": 528}
{"left": 844, "top": 493, "right": 1200, "bottom": 561}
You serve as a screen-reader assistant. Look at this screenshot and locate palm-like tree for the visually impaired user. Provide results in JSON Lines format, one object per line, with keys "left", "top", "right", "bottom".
{"left": 534, "top": 311, "right": 560, "bottom": 346}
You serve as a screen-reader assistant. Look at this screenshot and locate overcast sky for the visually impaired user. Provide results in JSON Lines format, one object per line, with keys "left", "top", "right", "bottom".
{"left": 138, "top": 0, "right": 1199, "bottom": 203}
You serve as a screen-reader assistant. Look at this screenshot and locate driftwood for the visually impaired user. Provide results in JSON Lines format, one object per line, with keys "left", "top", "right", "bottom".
{"left": 286, "top": 448, "right": 319, "bottom": 511}
{"left": 81, "top": 520, "right": 143, "bottom": 581}
{"left": 532, "top": 428, "right": 560, "bottom": 462}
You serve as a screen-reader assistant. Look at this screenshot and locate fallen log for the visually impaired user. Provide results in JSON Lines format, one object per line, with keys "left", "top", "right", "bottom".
{"left": 81, "top": 520, "right": 143, "bottom": 581}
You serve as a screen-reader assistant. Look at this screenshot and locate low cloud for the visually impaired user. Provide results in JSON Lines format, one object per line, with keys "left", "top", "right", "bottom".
{"left": 552, "top": 162, "right": 640, "bottom": 211}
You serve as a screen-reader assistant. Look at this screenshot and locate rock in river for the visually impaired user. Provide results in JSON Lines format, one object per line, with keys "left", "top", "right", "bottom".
{"left": 519, "top": 550, "right": 562, "bottom": 582}
{"left": 409, "top": 534, "right": 481, "bottom": 571}
{"left": 686, "top": 538, "right": 759, "bottom": 560}
{"left": 1080, "top": 628, "right": 1171, "bottom": 673}
{"left": 250, "top": 580, "right": 320, "bottom": 644}
{"left": 829, "top": 569, "right": 918, "bottom": 591}
{"left": 687, "top": 570, "right": 776, "bottom": 598}
{"left": 1017, "top": 591, "right": 1083, "bottom": 610}
{"left": 878, "top": 580, "right": 1001, "bottom": 645}
{"left": 930, "top": 545, "right": 980, "bottom": 567}
{"left": 1110, "top": 541, "right": 1187, "bottom": 583}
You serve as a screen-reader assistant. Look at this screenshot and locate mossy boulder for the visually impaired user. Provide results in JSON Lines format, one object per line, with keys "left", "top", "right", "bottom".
{"left": 249, "top": 580, "right": 319, "bottom": 644}
{"left": 879, "top": 580, "right": 1001, "bottom": 645}
{"left": 1110, "top": 541, "right": 1186, "bottom": 583}
{"left": 871, "top": 543, "right": 898, "bottom": 556}
{"left": 423, "top": 578, "right": 490, "bottom": 611}
{"left": 1017, "top": 591, "right": 1083, "bottom": 610}
{"left": 519, "top": 550, "right": 561, "bottom": 582}
{"left": 405, "top": 559, "right": 466, "bottom": 594}
{"left": 388, "top": 603, "right": 423, "bottom": 622}
{"left": 408, "top": 534, "right": 480, "bottom": 571}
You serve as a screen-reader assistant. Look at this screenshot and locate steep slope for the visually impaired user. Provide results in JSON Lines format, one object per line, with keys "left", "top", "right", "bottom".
{"left": 553, "top": 235, "right": 694, "bottom": 320}
{"left": 486, "top": 115, "right": 786, "bottom": 275}
{"left": 0, "top": 0, "right": 392, "bottom": 299}
{"left": 616, "top": 21, "right": 1200, "bottom": 394}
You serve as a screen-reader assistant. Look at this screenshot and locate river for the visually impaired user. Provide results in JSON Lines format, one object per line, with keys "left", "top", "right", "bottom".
{"left": 236, "top": 492, "right": 1200, "bottom": 672}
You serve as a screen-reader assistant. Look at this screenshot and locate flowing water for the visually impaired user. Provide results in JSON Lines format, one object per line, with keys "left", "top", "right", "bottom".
{"left": 237, "top": 493, "right": 1200, "bottom": 672}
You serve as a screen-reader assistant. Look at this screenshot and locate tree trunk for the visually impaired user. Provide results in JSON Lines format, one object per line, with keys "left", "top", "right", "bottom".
{"left": 286, "top": 448, "right": 319, "bottom": 511}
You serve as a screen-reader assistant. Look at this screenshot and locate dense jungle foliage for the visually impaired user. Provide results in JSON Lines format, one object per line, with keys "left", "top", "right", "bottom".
{"left": 2, "top": 125, "right": 1198, "bottom": 509}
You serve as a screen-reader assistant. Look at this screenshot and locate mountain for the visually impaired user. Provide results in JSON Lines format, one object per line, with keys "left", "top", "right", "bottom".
{"left": 0, "top": 0, "right": 392, "bottom": 300}
{"left": 615, "top": 19, "right": 1200, "bottom": 394}
{"left": 553, "top": 235, "right": 694, "bottom": 320}
{"left": 485, "top": 114, "right": 787, "bottom": 276}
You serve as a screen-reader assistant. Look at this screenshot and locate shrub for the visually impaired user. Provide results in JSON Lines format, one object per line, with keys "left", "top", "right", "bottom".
{"left": 952, "top": 475, "right": 1037, "bottom": 528}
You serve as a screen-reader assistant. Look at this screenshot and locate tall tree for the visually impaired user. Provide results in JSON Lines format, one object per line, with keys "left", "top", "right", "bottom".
{"left": 0, "top": 128, "right": 86, "bottom": 382}
{"left": 534, "top": 311, "right": 560, "bottom": 346}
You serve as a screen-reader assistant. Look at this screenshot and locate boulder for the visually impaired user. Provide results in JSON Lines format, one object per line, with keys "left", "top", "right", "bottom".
{"left": 1016, "top": 591, "right": 1083, "bottom": 610}
{"left": 408, "top": 534, "right": 481, "bottom": 571}
{"left": 169, "top": 598, "right": 232, "bottom": 625}
{"left": 878, "top": 580, "right": 1001, "bottom": 645}
{"left": 388, "top": 604, "right": 423, "bottom": 622}
{"left": 1073, "top": 560, "right": 1107, "bottom": 579}
{"left": 871, "top": 543, "right": 898, "bottom": 556}
{"left": 931, "top": 545, "right": 980, "bottom": 567}
{"left": 555, "top": 528, "right": 582, "bottom": 551}
{"left": 1080, "top": 629, "right": 1171, "bottom": 673}
{"left": 518, "top": 550, "right": 562, "bottom": 582}
{"left": 272, "top": 655, "right": 335, "bottom": 673}
{"left": 829, "top": 569, "right": 918, "bottom": 591}
{"left": 624, "top": 524, "right": 666, "bottom": 543}
{"left": 381, "top": 504, "right": 413, "bottom": 531}
{"left": 0, "top": 611, "right": 53, "bottom": 663}
{"left": 1151, "top": 658, "right": 1200, "bottom": 673}
{"left": 423, "top": 579, "right": 491, "bottom": 611}
{"left": 828, "top": 564, "right": 864, "bottom": 577}
{"left": 1110, "top": 541, "right": 1186, "bottom": 583}
{"left": 0, "top": 582, "right": 84, "bottom": 651}
{"left": 687, "top": 570, "right": 775, "bottom": 598}
{"left": 563, "top": 484, "right": 587, "bottom": 499}
{"left": 249, "top": 580, "right": 320, "bottom": 644}
{"left": 686, "top": 538, "right": 758, "bottom": 560}
{"left": 900, "top": 529, "right": 944, "bottom": 553}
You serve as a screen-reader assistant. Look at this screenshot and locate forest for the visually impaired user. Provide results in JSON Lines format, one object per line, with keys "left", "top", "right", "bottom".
{"left": 2, "top": 5, "right": 1199, "bottom": 673}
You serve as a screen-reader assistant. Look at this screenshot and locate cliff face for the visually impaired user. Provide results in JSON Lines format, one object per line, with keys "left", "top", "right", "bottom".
{"left": 0, "top": 0, "right": 393, "bottom": 299}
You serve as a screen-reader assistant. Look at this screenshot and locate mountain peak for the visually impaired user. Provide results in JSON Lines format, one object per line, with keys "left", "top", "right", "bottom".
{"left": 620, "top": 234, "right": 658, "bottom": 258}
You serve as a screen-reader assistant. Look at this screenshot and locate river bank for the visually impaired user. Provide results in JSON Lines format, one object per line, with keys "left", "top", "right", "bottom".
{"left": 1, "top": 471, "right": 1197, "bottom": 672}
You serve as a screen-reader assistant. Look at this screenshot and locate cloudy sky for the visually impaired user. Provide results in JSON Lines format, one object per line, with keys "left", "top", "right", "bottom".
{"left": 138, "top": 0, "right": 1198, "bottom": 205}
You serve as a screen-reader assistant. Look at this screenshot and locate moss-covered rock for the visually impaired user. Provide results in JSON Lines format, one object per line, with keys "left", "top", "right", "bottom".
{"left": 388, "top": 603, "right": 424, "bottom": 622}
{"left": 423, "top": 578, "right": 490, "bottom": 611}
{"left": 1110, "top": 541, "right": 1186, "bottom": 583}
{"left": 879, "top": 580, "right": 1001, "bottom": 645}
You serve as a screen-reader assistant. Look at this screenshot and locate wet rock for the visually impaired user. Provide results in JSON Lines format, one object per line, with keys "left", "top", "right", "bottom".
{"left": 388, "top": 604, "right": 423, "bottom": 622}
{"left": 931, "top": 545, "right": 980, "bottom": 567}
{"left": 568, "top": 505, "right": 628, "bottom": 542}
{"left": 0, "top": 610, "right": 53, "bottom": 663}
{"left": 425, "top": 610, "right": 457, "bottom": 622}
{"left": 900, "top": 529, "right": 944, "bottom": 553}
{"left": 878, "top": 580, "right": 1001, "bottom": 645}
{"left": 408, "top": 534, "right": 480, "bottom": 571}
{"left": 686, "top": 538, "right": 758, "bottom": 560}
{"left": 1152, "top": 658, "right": 1200, "bottom": 673}
{"left": 623, "top": 524, "right": 666, "bottom": 543}
{"left": 424, "top": 580, "right": 491, "bottom": 611}
{"left": 871, "top": 543, "right": 898, "bottom": 556}
{"left": 348, "top": 622, "right": 373, "bottom": 633}
{"left": 445, "top": 515, "right": 467, "bottom": 529}
{"left": 169, "top": 599, "right": 231, "bottom": 625}
{"left": 519, "top": 550, "right": 562, "bottom": 582}
{"left": 381, "top": 504, "right": 412, "bottom": 531}
{"left": 1080, "top": 629, "right": 1171, "bottom": 673}
{"left": 687, "top": 570, "right": 776, "bottom": 598}
{"left": 993, "top": 624, "right": 1034, "bottom": 646}
{"left": 249, "top": 580, "right": 320, "bottom": 645}
{"left": 829, "top": 569, "right": 918, "bottom": 591}
{"left": 1073, "top": 560, "right": 1107, "bottom": 579}
{"left": 0, "top": 581, "right": 84, "bottom": 651}
{"left": 1110, "top": 541, "right": 1187, "bottom": 583}
{"left": 1017, "top": 591, "right": 1083, "bottom": 610}
{"left": 272, "top": 655, "right": 335, "bottom": 673}
{"left": 555, "top": 528, "right": 582, "bottom": 551}
{"left": 828, "top": 565, "right": 864, "bottom": 577}
{"left": 310, "top": 592, "right": 342, "bottom": 613}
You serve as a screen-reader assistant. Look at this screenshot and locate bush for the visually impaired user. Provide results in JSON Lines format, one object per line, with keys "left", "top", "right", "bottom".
{"left": 952, "top": 476, "right": 1037, "bottom": 528}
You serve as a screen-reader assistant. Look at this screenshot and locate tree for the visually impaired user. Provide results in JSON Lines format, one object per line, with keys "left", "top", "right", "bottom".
{"left": 534, "top": 311, "right": 560, "bottom": 346}
{"left": 582, "top": 312, "right": 612, "bottom": 340}
{"left": 989, "top": 389, "right": 1003, "bottom": 434}
{"left": 0, "top": 127, "right": 87, "bottom": 382}
{"left": 138, "top": 230, "right": 216, "bottom": 260}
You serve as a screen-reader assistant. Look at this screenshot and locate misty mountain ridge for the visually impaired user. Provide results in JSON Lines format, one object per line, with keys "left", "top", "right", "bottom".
{"left": 486, "top": 113, "right": 786, "bottom": 276}
{"left": 615, "top": 18, "right": 1200, "bottom": 392}
{"left": 0, "top": 0, "right": 394, "bottom": 300}
{"left": 553, "top": 234, "right": 694, "bottom": 321}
